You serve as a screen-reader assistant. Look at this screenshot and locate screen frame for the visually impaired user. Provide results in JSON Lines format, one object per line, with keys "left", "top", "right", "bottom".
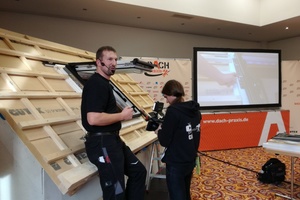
{"left": 192, "top": 47, "right": 282, "bottom": 111}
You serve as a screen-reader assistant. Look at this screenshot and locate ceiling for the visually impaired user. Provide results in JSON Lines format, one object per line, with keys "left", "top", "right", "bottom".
{"left": 1, "top": 0, "right": 300, "bottom": 43}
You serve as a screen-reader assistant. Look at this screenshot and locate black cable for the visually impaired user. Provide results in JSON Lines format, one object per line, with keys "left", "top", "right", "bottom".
{"left": 198, "top": 151, "right": 258, "bottom": 173}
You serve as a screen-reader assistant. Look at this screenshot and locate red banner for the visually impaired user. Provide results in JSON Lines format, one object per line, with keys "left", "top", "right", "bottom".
{"left": 199, "top": 110, "right": 289, "bottom": 151}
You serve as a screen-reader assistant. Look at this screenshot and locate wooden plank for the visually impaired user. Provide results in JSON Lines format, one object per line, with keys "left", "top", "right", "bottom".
{"left": 23, "top": 128, "right": 50, "bottom": 141}
{"left": 57, "top": 162, "right": 97, "bottom": 195}
{"left": 20, "top": 98, "right": 67, "bottom": 148}
{"left": 45, "top": 78, "right": 75, "bottom": 92}
{"left": 20, "top": 95, "right": 83, "bottom": 171}
{"left": 0, "top": 48, "right": 68, "bottom": 64}
{"left": 44, "top": 144, "right": 84, "bottom": 163}
{"left": 0, "top": 53, "right": 28, "bottom": 70}
{"left": 0, "top": 67, "right": 68, "bottom": 79}
{"left": 0, "top": 38, "right": 9, "bottom": 48}
{"left": 124, "top": 132, "right": 157, "bottom": 153}
{"left": 0, "top": 92, "right": 81, "bottom": 98}
{"left": 1, "top": 72, "right": 19, "bottom": 91}
{"left": 11, "top": 75, "right": 48, "bottom": 91}
{"left": 3, "top": 37, "right": 15, "bottom": 50}
{"left": 128, "top": 91, "right": 149, "bottom": 95}
{"left": 0, "top": 32, "right": 95, "bottom": 59}
{"left": 18, "top": 115, "right": 80, "bottom": 130}
{"left": 120, "top": 121, "right": 147, "bottom": 135}
{"left": 59, "top": 98, "right": 82, "bottom": 115}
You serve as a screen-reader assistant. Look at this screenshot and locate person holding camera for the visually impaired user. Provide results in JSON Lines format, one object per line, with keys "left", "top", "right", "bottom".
{"left": 81, "top": 46, "right": 146, "bottom": 200}
{"left": 155, "top": 79, "right": 202, "bottom": 200}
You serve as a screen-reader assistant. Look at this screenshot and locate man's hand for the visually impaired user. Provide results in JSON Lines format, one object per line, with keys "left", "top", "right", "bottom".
{"left": 121, "top": 106, "right": 133, "bottom": 121}
{"left": 216, "top": 72, "right": 237, "bottom": 86}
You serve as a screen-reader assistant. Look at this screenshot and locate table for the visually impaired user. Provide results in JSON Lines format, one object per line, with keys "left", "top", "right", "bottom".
{"left": 263, "top": 140, "right": 300, "bottom": 200}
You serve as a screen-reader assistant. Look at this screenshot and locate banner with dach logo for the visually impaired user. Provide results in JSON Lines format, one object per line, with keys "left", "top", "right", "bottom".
{"left": 122, "top": 57, "right": 192, "bottom": 102}
{"left": 281, "top": 60, "right": 300, "bottom": 135}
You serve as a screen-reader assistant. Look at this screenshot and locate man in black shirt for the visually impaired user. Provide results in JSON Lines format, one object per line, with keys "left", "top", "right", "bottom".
{"left": 81, "top": 46, "right": 146, "bottom": 200}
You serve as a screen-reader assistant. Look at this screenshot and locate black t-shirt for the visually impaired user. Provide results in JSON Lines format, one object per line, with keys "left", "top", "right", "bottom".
{"left": 81, "top": 73, "right": 121, "bottom": 133}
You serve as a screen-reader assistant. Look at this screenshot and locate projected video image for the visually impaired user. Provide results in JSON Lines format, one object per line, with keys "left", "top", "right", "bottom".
{"left": 193, "top": 48, "right": 281, "bottom": 110}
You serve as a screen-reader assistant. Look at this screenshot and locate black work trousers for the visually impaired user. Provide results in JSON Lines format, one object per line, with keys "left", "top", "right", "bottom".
{"left": 85, "top": 134, "right": 146, "bottom": 200}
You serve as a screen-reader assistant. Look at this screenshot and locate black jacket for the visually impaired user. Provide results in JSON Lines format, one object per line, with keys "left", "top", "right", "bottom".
{"left": 158, "top": 100, "right": 202, "bottom": 164}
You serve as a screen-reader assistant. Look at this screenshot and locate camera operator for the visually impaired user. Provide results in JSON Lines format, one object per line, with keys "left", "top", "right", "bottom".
{"left": 154, "top": 79, "right": 202, "bottom": 200}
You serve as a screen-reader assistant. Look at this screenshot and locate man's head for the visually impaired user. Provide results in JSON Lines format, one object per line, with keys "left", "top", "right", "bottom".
{"left": 96, "top": 46, "right": 118, "bottom": 78}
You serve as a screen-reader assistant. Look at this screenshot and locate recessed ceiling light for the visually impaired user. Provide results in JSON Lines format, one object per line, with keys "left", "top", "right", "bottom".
{"left": 172, "top": 14, "right": 193, "bottom": 20}
{"left": 285, "top": 27, "right": 289, "bottom": 30}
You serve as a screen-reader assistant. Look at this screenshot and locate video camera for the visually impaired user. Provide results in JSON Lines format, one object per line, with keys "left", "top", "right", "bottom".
{"left": 146, "top": 101, "right": 164, "bottom": 131}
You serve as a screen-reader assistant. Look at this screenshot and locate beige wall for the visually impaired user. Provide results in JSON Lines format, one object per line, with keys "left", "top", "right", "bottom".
{"left": 0, "top": 11, "right": 261, "bottom": 59}
{"left": 0, "top": 11, "right": 299, "bottom": 60}
{"left": 269, "top": 37, "right": 300, "bottom": 60}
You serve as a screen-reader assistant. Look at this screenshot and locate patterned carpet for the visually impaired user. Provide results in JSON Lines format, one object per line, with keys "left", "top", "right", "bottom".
{"left": 191, "top": 147, "right": 300, "bottom": 199}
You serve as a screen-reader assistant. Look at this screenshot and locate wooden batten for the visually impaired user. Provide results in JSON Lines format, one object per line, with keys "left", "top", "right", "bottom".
{"left": 0, "top": 28, "right": 157, "bottom": 195}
